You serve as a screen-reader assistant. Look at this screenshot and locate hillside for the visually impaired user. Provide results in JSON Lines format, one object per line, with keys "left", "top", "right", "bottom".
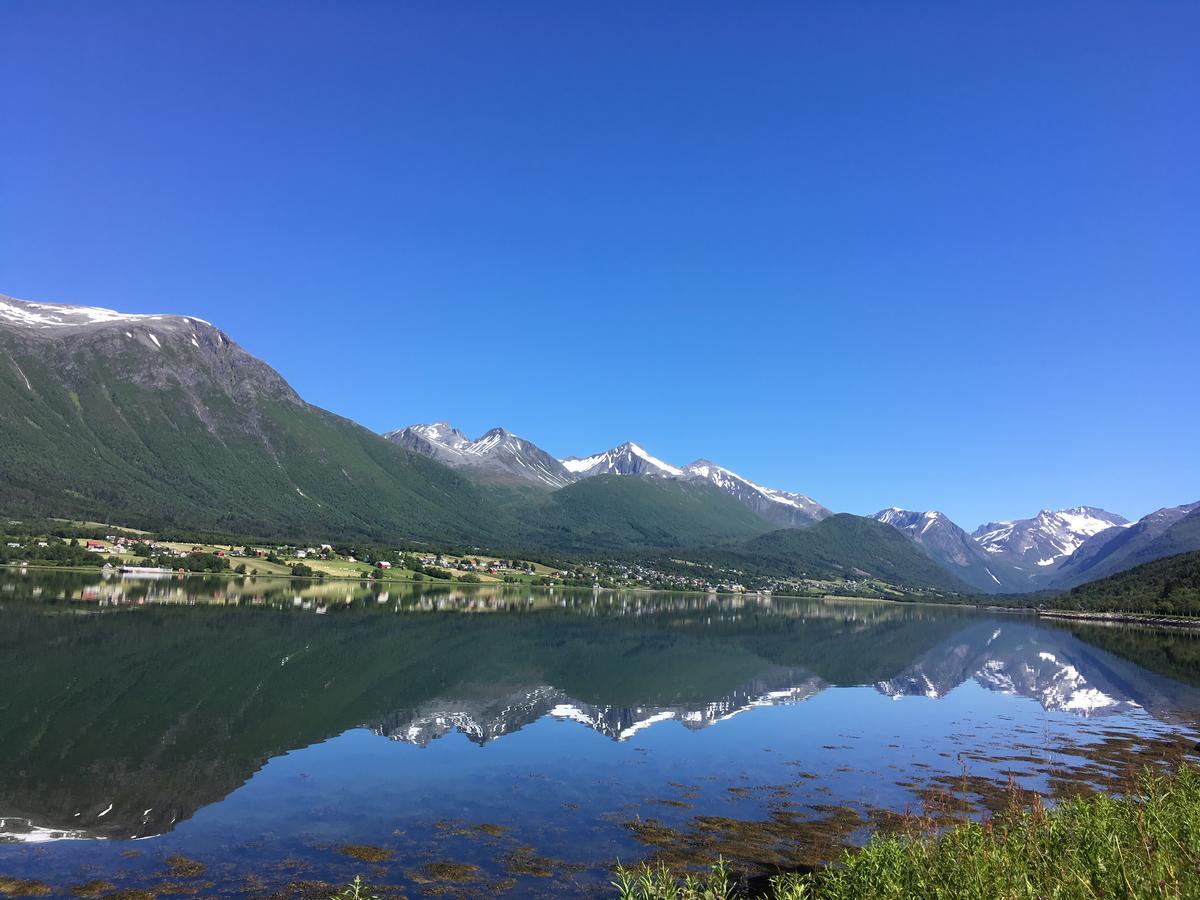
{"left": 743, "top": 515, "right": 972, "bottom": 591}
{"left": 1054, "top": 549, "right": 1200, "bottom": 616}
{"left": 519, "top": 474, "right": 775, "bottom": 551}
{"left": 0, "top": 296, "right": 503, "bottom": 543}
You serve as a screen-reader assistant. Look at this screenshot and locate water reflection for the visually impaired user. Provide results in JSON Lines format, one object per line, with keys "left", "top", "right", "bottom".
{"left": 0, "top": 569, "right": 1198, "bottom": 892}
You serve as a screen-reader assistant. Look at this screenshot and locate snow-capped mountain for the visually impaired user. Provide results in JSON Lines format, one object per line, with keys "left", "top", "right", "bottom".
{"left": 386, "top": 422, "right": 474, "bottom": 466}
{"left": 560, "top": 444, "right": 831, "bottom": 526}
{"left": 385, "top": 423, "right": 575, "bottom": 488}
{"left": 386, "top": 423, "right": 831, "bottom": 528}
{"left": 684, "top": 460, "right": 830, "bottom": 528}
{"left": 971, "top": 507, "right": 1129, "bottom": 570}
{"left": 872, "top": 508, "right": 1021, "bottom": 593}
{"left": 1052, "top": 501, "right": 1200, "bottom": 588}
{"left": 561, "top": 442, "right": 683, "bottom": 479}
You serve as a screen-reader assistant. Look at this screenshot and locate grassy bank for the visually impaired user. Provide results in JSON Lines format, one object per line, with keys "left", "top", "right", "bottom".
{"left": 613, "top": 766, "right": 1200, "bottom": 899}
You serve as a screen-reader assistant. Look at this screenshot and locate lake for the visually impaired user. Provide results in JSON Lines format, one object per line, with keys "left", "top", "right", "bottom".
{"left": 1, "top": 569, "right": 1198, "bottom": 897}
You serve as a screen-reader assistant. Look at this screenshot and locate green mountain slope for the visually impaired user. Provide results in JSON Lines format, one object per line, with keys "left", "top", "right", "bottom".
{"left": 0, "top": 296, "right": 785, "bottom": 553}
{"left": 741, "top": 514, "right": 973, "bottom": 591}
{"left": 518, "top": 474, "right": 776, "bottom": 551}
{"left": 0, "top": 298, "right": 503, "bottom": 542}
{"left": 1054, "top": 549, "right": 1200, "bottom": 616}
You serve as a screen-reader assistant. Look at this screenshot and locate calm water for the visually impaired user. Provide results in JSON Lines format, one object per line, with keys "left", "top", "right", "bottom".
{"left": 1, "top": 569, "right": 1199, "bottom": 897}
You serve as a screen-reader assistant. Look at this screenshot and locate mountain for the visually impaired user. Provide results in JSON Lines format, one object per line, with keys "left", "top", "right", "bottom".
{"left": 385, "top": 421, "right": 473, "bottom": 464}
{"left": 388, "top": 423, "right": 833, "bottom": 530}
{"left": 871, "top": 508, "right": 1023, "bottom": 593}
{"left": 683, "top": 460, "right": 830, "bottom": 528}
{"left": 386, "top": 422, "right": 574, "bottom": 488}
{"left": 561, "top": 441, "right": 682, "bottom": 478}
{"left": 521, "top": 474, "right": 775, "bottom": 551}
{"left": 565, "top": 446, "right": 831, "bottom": 529}
{"left": 971, "top": 507, "right": 1130, "bottom": 570}
{"left": 0, "top": 294, "right": 501, "bottom": 541}
{"left": 1052, "top": 502, "right": 1200, "bottom": 589}
{"left": 742, "top": 514, "right": 972, "bottom": 592}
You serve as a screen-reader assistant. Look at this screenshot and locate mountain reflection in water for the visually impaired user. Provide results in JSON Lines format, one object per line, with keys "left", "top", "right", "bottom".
{"left": 0, "top": 569, "right": 1198, "bottom": 894}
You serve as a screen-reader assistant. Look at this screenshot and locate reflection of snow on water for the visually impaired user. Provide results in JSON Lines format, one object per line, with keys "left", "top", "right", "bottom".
{"left": 0, "top": 818, "right": 96, "bottom": 843}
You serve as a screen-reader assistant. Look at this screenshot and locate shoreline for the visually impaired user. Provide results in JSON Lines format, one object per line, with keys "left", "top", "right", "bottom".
{"left": 1038, "top": 608, "right": 1200, "bottom": 631}
{"left": 0, "top": 562, "right": 907, "bottom": 600}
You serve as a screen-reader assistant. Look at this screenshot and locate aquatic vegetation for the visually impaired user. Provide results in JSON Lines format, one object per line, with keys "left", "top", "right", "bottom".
{"left": 162, "top": 854, "right": 206, "bottom": 878}
{"left": 432, "top": 819, "right": 508, "bottom": 839}
{"left": 0, "top": 877, "right": 52, "bottom": 897}
{"left": 152, "top": 882, "right": 213, "bottom": 896}
{"left": 408, "top": 861, "right": 481, "bottom": 884}
{"left": 623, "top": 804, "right": 864, "bottom": 874}
{"left": 70, "top": 881, "right": 114, "bottom": 898}
{"left": 499, "top": 846, "right": 557, "bottom": 877}
{"left": 337, "top": 845, "right": 394, "bottom": 863}
{"left": 616, "top": 766, "right": 1200, "bottom": 899}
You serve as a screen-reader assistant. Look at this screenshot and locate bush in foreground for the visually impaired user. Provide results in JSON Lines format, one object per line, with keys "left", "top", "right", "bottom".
{"left": 613, "top": 766, "right": 1200, "bottom": 899}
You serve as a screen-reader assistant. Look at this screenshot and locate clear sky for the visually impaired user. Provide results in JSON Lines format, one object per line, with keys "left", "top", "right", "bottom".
{"left": 2, "top": 2, "right": 1197, "bottom": 529}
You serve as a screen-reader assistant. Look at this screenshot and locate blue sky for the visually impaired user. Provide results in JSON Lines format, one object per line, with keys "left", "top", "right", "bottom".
{"left": 2, "top": 2, "right": 1197, "bottom": 529}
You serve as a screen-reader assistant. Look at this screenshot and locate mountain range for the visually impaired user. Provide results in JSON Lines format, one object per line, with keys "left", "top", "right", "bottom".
{"left": 387, "top": 423, "right": 832, "bottom": 528}
{"left": 870, "top": 502, "right": 1200, "bottom": 594}
{"left": 3, "top": 292, "right": 1197, "bottom": 596}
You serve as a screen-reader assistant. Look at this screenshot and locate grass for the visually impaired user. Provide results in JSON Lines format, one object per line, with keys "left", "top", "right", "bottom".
{"left": 612, "top": 765, "right": 1200, "bottom": 899}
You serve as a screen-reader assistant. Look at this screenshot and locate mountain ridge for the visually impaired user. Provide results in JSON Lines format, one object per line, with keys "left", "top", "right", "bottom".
{"left": 389, "top": 421, "right": 832, "bottom": 529}
{"left": 871, "top": 508, "right": 1025, "bottom": 593}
